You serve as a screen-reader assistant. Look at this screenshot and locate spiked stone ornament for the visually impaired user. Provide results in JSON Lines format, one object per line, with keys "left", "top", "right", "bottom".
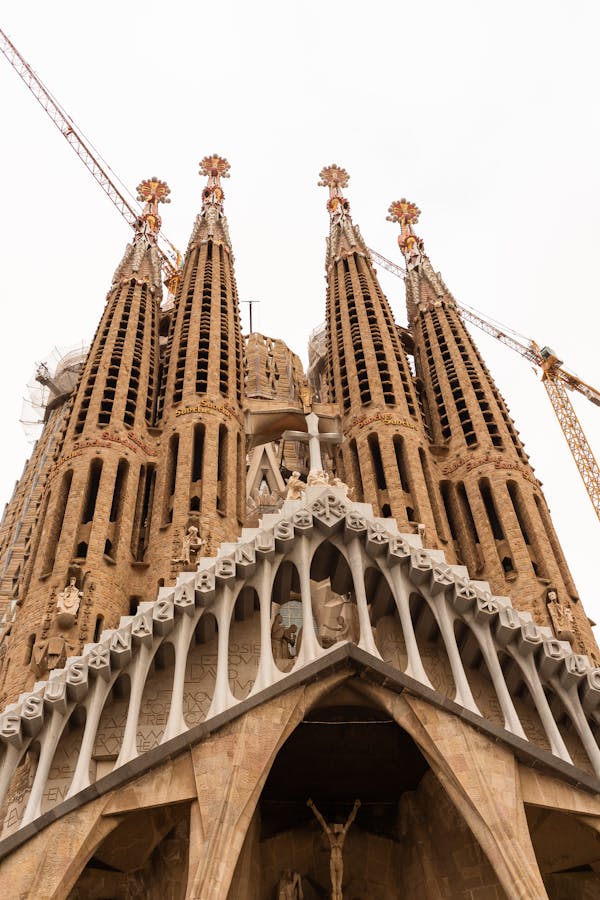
{"left": 387, "top": 197, "right": 425, "bottom": 269}
{"left": 199, "top": 154, "right": 230, "bottom": 209}
{"left": 135, "top": 177, "right": 171, "bottom": 237}
{"left": 318, "top": 164, "right": 352, "bottom": 220}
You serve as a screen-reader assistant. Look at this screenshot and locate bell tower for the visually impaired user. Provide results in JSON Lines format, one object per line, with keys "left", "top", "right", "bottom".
{"left": 0, "top": 179, "right": 168, "bottom": 703}
{"left": 319, "top": 165, "right": 438, "bottom": 538}
{"left": 152, "top": 156, "right": 245, "bottom": 576}
{"left": 388, "top": 198, "right": 597, "bottom": 657}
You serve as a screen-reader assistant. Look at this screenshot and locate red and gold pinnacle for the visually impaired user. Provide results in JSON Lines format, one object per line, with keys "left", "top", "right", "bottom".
{"left": 199, "top": 155, "right": 230, "bottom": 209}
{"left": 135, "top": 177, "right": 171, "bottom": 238}
{"left": 387, "top": 198, "right": 424, "bottom": 268}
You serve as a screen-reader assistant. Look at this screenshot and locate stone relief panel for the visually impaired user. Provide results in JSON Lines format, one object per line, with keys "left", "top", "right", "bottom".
{"left": 41, "top": 708, "right": 89, "bottom": 814}
{"left": 93, "top": 674, "right": 132, "bottom": 767}
{"left": 183, "top": 614, "right": 219, "bottom": 728}
{"left": 228, "top": 612, "right": 261, "bottom": 703}
{"left": 0, "top": 750, "right": 35, "bottom": 836}
{"left": 136, "top": 643, "right": 176, "bottom": 754}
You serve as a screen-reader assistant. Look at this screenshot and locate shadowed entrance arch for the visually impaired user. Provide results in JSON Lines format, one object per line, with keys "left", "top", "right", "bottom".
{"left": 227, "top": 688, "right": 505, "bottom": 900}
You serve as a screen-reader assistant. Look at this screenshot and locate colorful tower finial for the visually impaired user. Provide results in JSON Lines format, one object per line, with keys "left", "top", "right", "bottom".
{"left": 387, "top": 198, "right": 425, "bottom": 269}
{"left": 318, "top": 164, "right": 351, "bottom": 221}
{"left": 135, "top": 177, "right": 171, "bottom": 239}
{"left": 199, "top": 154, "right": 230, "bottom": 210}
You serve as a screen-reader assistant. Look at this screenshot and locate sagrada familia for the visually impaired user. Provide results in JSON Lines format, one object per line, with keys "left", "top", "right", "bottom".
{"left": 0, "top": 157, "right": 599, "bottom": 898}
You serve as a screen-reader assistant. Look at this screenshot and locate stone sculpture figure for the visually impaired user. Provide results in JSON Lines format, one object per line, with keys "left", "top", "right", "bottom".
{"left": 271, "top": 614, "right": 297, "bottom": 659}
{"left": 286, "top": 471, "right": 305, "bottom": 500}
{"left": 278, "top": 868, "right": 304, "bottom": 899}
{"left": 56, "top": 577, "right": 83, "bottom": 627}
{"left": 307, "top": 469, "right": 329, "bottom": 487}
{"left": 547, "top": 590, "right": 575, "bottom": 642}
{"left": 173, "top": 526, "right": 205, "bottom": 565}
{"left": 307, "top": 798, "right": 361, "bottom": 900}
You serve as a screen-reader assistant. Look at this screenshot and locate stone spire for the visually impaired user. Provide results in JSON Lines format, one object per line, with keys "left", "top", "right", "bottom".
{"left": 0, "top": 180, "right": 170, "bottom": 703}
{"left": 112, "top": 178, "right": 171, "bottom": 291}
{"left": 389, "top": 199, "right": 596, "bottom": 658}
{"left": 318, "top": 166, "right": 437, "bottom": 536}
{"left": 318, "top": 164, "right": 368, "bottom": 268}
{"left": 153, "top": 155, "right": 244, "bottom": 572}
{"left": 387, "top": 198, "right": 455, "bottom": 321}
{"left": 185, "top": 154, "right": 233, "bottom": 253}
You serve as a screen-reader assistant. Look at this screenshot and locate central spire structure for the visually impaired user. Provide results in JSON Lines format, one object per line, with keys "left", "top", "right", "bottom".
{"left": 388, "top": 198, "right": 597, "bottom": 657}
{"left": 319, "top": 166, "right": 438, "bottom": 536}
{"left": 153, "top": 156, "right": 244, "bottom": 575}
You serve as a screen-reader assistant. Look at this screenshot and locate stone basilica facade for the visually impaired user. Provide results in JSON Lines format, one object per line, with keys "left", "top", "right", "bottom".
{"left": 0, "top": 159, "right": 599, "bottom": 897}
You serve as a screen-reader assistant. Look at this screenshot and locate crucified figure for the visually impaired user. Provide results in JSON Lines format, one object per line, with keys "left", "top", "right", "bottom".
{"left": 307, "top": 798, "right": 360, "bottom": 900}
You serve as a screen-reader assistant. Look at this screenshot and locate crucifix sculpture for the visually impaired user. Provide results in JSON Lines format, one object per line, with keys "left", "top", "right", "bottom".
{"left": 307, "top": 798, "right": 361, "bottom": 900}
{"left": 283, "top": 412, "right": 343, "bottom": 478}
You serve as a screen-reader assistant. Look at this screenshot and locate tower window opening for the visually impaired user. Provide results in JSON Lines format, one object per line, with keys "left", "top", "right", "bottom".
{"left": 41, "top": 469, "right": 73, "bottom": 574}
{"left": 368, "top": 434, "right": 387, "bottom": 490}
{"left": 393, "top": 436, "right": 410, "bottom": 492}
{"left": 457, "top": 482, "right": 480, "bottom": 546}
{"left": 109, "top": 460, "right": 129, "bottom": 523}
{"left": 479, "top": 478, "right": 504, "bottom": 541}
{"left": 217, "top": 424, "right": 228, "bottom": 513}
{"left": 82, "top": 460, "right": 103, "bottom": 524}
{"left": 192, "top": 423, "right": 205, "bottom": 482}
{"left": 93, "top": 615, "right": 104, "bottom": 642}
{"left": 162, "top": 434, "right": 179, "bottom": 525}
{"left": 348, "top": 439, "right": 363, "bottom": 502}
{"left": 419, "top": 447, "right": 445, "bottom": 540}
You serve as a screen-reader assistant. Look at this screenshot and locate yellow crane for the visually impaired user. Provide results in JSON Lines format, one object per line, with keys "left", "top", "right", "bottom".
{"left": 369, "top": 246, "right": 600, "bottom": 524}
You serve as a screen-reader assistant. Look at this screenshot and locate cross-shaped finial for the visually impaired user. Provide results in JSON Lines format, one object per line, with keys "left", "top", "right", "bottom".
{"left": 199, "top": 155, "right": 230, "bottom": 210}
{"left": 135, "top": 177, "right": 171, "bottom": 236}
{"left": 318, "top": 164, "right": 349, "bottom": 191}
{"left": 387, "top": 198, "right": 425, "bottom": 269}
{"left": 386, "top": 198, "right": 420, "bottom": 226}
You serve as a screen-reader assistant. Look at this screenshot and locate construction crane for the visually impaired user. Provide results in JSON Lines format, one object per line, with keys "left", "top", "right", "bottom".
{"left": 3, "top": 28, "right": 598, "bottom": 521}
{"left": 0, "top": 27, "right": 182, "bottom": 295}
{"left": 368, "top": 246, "right": 600, "bottom": 524}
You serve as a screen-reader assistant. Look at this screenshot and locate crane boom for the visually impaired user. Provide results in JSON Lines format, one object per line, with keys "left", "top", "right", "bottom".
{"left": 0, "top": 28, "right": 180, "bottom": 285}
{"left": 369, "top": 245, "right": 600, "bottom": 524}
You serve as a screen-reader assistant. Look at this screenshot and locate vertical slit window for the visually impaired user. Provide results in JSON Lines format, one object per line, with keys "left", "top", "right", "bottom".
{"left": 217, "top": 425, "right": 228, "bottom": 513}
{"left": 393, "top": 436, "right": 410, "bottom": 492}
{"left": 42, "top": 469, "right": 72, "bottom": 573}
{"left": 348, "top": 439, "right": 363, "bottom": 502}
{"left": 82, "top": 460, "right": 103, "bottom": 524}
{"left": 479, "top": 478, "right": 504, "bottom": 541}
{"left": 368, "top": 434, "right": 387, "bottom": 490}
{"left": 419, "top": 448, "right": 445, "bottom": 540}
{"left": 132, "top": 464, "right": 156, "bottom": 560}
{"left": 163, "top": 434, "right": 179, "bottom": 525}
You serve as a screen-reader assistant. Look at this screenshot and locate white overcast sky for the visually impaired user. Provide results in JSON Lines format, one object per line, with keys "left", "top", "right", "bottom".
{"left": 1, "top": 1, "right": 600, "bottom": 630}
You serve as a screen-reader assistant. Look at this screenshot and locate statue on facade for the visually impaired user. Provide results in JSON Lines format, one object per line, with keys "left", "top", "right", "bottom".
{"left": 307, "top": 469, "right": 329, "bottom": 487}
{"left": 55, "top": 577, "right": 83, "bottom": 628}
{"left": 546, "top": 589, "right": 575, "bottom": 642}
{"left": 286, "top": 471, "right": 305, "bottom": 501}
{"left": 328, "top": 474, "right": 351, "bottom": 496}
{"left": 307, "top": 798, "right": 360, "bottom": 900}
{"left": 32, "top": 634, "right": 77, "bottom": 675}
{"left": 173, "top": 526, "right": 206, "bottom": 566}
{"left": 321, "top": 613, "right": 352, "bottom": 647}
{"left": 277, "top": 869, "right": 304, "bottom": 900}
{"left": 271, "top": 614, "right": 297, "bottom": 659}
